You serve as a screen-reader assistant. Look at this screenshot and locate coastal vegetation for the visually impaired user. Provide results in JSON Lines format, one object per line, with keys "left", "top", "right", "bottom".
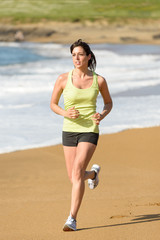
{"left": 0, "top": 0, "right": 160, "bottom": 23}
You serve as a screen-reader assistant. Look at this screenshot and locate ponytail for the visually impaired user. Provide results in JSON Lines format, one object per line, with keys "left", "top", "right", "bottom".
{"left": 88, "top": 50, "right": 96, "bottom": 72}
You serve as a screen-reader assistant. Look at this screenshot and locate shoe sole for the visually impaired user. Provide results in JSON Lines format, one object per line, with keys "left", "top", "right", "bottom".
{"left": 63, "top": 224, "right": 76, "bottom": 231}
{"left": 88, "top": 165, "right": 100, "bottom": 189}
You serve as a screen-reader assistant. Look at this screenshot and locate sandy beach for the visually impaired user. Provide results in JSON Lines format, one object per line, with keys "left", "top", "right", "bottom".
{"left": 0, "top": 19, "right": 160, "bottom": 45}
{"left": 0, "top": 126, "right": 160, "bottom": 239}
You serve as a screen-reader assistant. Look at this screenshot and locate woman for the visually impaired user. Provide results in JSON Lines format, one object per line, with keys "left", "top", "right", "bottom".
{"left": 50, "top": 39, "right": 112, "bottom": 231}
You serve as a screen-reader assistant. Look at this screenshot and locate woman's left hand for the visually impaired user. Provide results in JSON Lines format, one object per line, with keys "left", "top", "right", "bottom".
{"left": 91, "top": 113, "right": 102, "bottom": 125}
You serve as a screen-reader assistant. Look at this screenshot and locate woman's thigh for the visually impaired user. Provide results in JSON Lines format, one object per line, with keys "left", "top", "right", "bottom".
{"left": 63, "top": 146, "right": 77, "bottom": 182}
{"left": 63, "top": 142, "right": 96, "bottom": 181}
{"left": 73, "top": 142, "right": 97, "bottom": 173}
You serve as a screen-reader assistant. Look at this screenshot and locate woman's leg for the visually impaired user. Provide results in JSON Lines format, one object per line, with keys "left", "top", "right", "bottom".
{"left": 63, "top": 146, "right": 77, "bottom": 183}
{"left": 70, "top": 142, "right": 96, "bottom": 220}
{"left": 63, "top": 145, "right": 96, "bottom": 183}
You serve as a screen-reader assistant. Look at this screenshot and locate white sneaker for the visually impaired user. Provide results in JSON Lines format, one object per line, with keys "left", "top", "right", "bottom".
{"left": 63, "top": 215, "right": 77, "bottom": 231}
{"left": 88, "top": 164, "right": 101, "bottom": 189}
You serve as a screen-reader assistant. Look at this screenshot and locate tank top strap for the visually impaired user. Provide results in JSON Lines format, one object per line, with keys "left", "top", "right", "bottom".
{"left": 93, "top": 71, "right": 99, "bottom": 89}
{"left": 65, "top": 70, "right": 73, "bottom": 89}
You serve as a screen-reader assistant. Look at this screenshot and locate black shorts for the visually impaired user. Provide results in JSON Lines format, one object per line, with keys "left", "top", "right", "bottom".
{"left": 62, "top": 131, "right": 99, "bottom": 147}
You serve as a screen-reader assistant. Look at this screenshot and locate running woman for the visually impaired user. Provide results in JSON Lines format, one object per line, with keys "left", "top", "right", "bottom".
{"left": 50, "top": 39, "right": 112, "bottom": 231}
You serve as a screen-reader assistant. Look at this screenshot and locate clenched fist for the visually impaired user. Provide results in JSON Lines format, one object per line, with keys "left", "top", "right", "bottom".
{"left": 66, "top": 106, "right": 79, "bottom": 119}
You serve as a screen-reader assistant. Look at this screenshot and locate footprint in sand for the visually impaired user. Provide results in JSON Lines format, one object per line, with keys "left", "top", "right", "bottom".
{"left": 110, "top": 215, "right": 130, "bottom": 219}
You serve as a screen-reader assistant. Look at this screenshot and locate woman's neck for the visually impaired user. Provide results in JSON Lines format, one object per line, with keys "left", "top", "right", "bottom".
{"left": 73, "top": 68, "right": 91, "bottom": 79}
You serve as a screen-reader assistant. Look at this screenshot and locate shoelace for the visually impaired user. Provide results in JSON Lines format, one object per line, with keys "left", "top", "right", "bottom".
{"left": 71, "top": 218, "right": 76, "bottom": 223}
{"left": 68, "top": 216, "right": 76, "bottom": 223}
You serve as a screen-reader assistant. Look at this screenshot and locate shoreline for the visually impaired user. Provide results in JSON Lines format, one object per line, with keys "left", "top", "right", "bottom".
{"left": 0, "top": 126, "right": 160, "bottom": 239}
{"left": 0, "top": 126, "right": 159, "bottom": 155}
{"left": 0, "top": 19, "right": 160, "bottom": 45}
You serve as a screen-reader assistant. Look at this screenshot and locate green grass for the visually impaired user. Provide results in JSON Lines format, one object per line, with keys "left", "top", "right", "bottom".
{"left": 0, "top": 0, "right": 160, "bottom": 23}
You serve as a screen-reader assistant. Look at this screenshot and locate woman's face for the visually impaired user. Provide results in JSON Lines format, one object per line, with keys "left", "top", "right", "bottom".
{"left": 72, "top": 46, "right": 91, "bottom": 69}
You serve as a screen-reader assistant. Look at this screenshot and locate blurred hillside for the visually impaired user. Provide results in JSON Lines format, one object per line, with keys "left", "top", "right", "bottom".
{"left": 0, "top": 0, "right": 160, "bottom": 44}
{"left": 0, "top": 0, "right": 160, "bottom": 23}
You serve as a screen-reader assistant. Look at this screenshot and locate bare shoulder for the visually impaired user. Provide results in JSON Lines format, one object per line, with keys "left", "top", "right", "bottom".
{"left": 97, "top": 74, "right": 108, "bottom": 91}
{"left": 56, "top": 72, "right": 69, "bottom": 89}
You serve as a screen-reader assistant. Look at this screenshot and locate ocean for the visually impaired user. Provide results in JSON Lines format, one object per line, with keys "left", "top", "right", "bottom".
{"left": 0, "top": 42, "right": 160, "bottom": 154}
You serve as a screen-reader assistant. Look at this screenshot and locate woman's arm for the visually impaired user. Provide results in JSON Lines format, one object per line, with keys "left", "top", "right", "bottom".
{"left": 50, "top": 74, "right": 79, "bottom": 119}
{"left": 92, "top": 75, "right": 113, "bottom": 125}
{"left": 50, "top": 74, "right": 67, "bottom": 117}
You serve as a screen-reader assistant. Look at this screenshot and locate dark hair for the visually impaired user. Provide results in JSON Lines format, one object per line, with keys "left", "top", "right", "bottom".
{"left": 70, "top": 39, "right": 96, "bottom": 71}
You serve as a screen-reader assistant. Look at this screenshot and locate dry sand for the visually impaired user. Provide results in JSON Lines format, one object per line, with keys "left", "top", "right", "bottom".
{"left": 0, "top": 126, "right": 160, "bottom": 240}
{"left": 0, "top": 19, "right": 160, "bottom": 44}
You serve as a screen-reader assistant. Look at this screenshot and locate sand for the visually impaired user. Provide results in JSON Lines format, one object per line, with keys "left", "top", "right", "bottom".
{"left": 0, "top": 19, "right": 160, "bottom": 44}
{"left": 0, "top": 126, "right": 160, "bottom": 239}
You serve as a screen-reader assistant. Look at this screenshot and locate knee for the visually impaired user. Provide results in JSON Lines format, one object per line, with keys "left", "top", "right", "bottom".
{"left": 72, "top": 166, "right": 84, "bottom": 182}
{"left": 67, "top": 168, "right": 82, "bottom": 184}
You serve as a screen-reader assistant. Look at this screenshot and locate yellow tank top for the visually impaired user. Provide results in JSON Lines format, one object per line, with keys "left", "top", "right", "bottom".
{"left": 63, "top": 70, "right": 99, "bottom": 133}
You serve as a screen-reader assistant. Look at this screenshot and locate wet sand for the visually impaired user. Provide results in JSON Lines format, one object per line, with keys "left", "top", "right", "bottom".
{"left": 0, "top": 127, "right": 160, "bottom": 239}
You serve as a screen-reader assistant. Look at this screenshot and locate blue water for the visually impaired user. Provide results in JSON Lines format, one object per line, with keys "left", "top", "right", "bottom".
{"left": 0, "top": 45, "right": 47, "bottom": 66}
{"left": 0, "top": 42, "right": 160, "bottom": 153}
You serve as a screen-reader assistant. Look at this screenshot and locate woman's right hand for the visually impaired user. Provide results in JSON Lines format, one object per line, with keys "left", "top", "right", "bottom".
{"left": 65, "top": 106, "right": 79, "bottom": 119}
